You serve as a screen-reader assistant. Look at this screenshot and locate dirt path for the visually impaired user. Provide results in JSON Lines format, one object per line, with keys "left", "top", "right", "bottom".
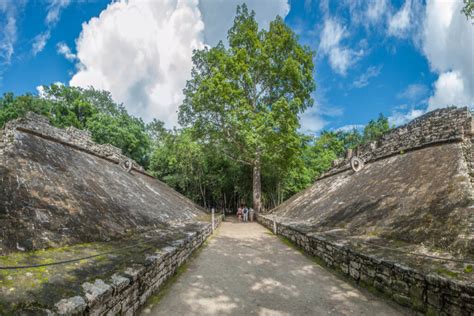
{"left": 142, "top": 220, "right": 407, "bottom": 316}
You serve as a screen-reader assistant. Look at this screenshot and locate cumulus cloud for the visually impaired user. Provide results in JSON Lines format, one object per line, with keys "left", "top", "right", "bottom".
{"left": 428, "top": 71, "right": 471, "bottom": 108}
{"left": 353, "top": 65, "right": 382, "bottom": 88}
{"left": 422, "top": 0, "right": 474, "bottom": 110}
{"left": 319, "top": 18, "right": 363, "bottom": 76}
{"left": 32, "top": 0, "right": 70, "bottom": 55}
{"left": 70, "top": 0, "right": 290, "bottom": 127}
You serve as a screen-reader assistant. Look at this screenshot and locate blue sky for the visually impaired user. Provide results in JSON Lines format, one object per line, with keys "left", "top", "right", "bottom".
{"left": 0, "top": 0, "right": 472, "bottom": 133}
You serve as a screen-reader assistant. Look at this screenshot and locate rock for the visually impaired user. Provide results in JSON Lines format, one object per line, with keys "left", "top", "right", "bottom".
{"left": 82, "top": 279, "right": 112, "bottom": 307}
{"left": 55, "top": 296, "right": 87, "bottom": 315}
{"left": 111, "top": 274, "right": 130, "bottom": 293}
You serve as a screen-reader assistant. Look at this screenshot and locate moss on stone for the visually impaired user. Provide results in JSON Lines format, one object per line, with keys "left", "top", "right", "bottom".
{"left": 435, "top": 267, "right": 459, "bottom": 279}
{"left": 464, "top": 264, "right": 473, "bottom": 273}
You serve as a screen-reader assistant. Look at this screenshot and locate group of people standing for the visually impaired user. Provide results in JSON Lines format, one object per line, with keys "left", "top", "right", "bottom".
{"left": 236, "top": 204, "right": 255, "bottom": 222}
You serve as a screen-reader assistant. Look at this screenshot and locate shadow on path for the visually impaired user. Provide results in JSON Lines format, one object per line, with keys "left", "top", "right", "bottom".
{"left": 142, "top": 221, "right": 407, "bottom": 316}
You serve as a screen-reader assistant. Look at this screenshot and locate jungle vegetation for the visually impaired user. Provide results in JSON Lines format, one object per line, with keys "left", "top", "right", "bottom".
{"left": 0, "top": 5, "right": 391, "bottom": 211}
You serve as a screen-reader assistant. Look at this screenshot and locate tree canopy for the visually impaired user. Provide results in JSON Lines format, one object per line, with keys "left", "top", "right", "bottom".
{"left": 0, "top": 85, "right": 151, "bottom": 166}
{"left": 0, "top": 5, "right": 394, "bottom": 213}
{"left": 179, "top": 4, "right": 315, "bottom": 211}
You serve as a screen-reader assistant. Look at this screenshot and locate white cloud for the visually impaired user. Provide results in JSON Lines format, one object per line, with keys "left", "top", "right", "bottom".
{"left": 344, "top": 0, "right": 389, "bottom": 26}
{"left": 336, "top": 124, "right": 364, "bottom": 132}
{"left": 70, "top": 0, "right": 290, "bottom": 127}
{"left": 397, "top": 83, "right": 428, "bottom": 101}
{"left": 428, "top": 71, "right": 471, "bottom": 108}
{"left": 32, "top": 31, "right": 50, "bottom": 55}
{"left": 199, "top": 0, "right": 289, "bottom": 46}
{"left": 353, "top": 65, "right": 382, "bottom": 88}
{"left": 31, "top": 0, "right": 70, "bottom": 55}
{"left": 46, "top": 0, "right": 70, "bottom": 25}
{"left": 36, "top": 81, "right": 63, "bottom": 97}
{"left": 0, "top": 1, "right": 22, "bottom": 66}
{"left": 366, "top": 0, "right": 389, "bottom": 24}
{"left": 299, "top": 105, "right": 327, "bottom": 135}
{"left": 422, "top": 0, "right": 474, "bottom": 110}
{"left": 56, "top": 42, "right": 76, "bottom": 61}
{"left": 388, "top": 108, "right": 425, "bottom": 126}
{"left": 319, "top": 18, "right": 363, "bottom": 76}
{"left": 388, "top": 0, "right": 423, "bottom": 39}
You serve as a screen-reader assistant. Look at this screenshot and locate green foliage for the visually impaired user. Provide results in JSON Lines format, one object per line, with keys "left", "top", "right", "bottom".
{"left": 462, "top": 0, "right": 474, "bottom": 20}
{"left": 0, "top": 84, "right": 151, "bottom": 166}
{"left": 179, "top": 4, "right": 315, "bottom": 210}
{"left": 0, "top": 5, "right": 395, "bottom": 212}
{"left": 363, "top": 113, "right": 390, "bottom": 143}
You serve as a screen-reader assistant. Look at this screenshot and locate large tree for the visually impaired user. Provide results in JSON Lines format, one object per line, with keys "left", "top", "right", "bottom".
{"left": 179, "top": 5, "right": 315, "bottom": 212}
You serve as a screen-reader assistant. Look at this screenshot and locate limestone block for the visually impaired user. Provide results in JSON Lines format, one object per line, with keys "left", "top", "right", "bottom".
{"left": 82, "top": 279, "right": 113, "bottom": 307}
{"left": 55, "top": 296, "right": 87, "bottom": 315}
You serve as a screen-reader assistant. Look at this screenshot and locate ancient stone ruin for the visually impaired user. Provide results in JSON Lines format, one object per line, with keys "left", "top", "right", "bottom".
{"left": 258, "top": 107, "right": 474, "bottom": 315}
{"left": 1, "top": 108, "right": 474, "bottom": 315}
{"left": 0, "top": 113, "right": 220, "bottom": 314}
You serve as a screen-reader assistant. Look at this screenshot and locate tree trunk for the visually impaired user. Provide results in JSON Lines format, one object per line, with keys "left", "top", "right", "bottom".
{"left": 252, "top": 156, "right": 262, "bottom": 213}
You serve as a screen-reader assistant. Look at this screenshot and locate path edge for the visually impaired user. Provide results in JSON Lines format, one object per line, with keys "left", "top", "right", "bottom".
{"left": 256, "top": 214, "right": 474, "bottom": 315}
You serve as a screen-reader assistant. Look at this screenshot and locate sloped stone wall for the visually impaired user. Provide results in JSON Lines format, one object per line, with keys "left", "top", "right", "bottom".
{"left": 53, "top": 216, "right": 222, "bottom": 315}
{"left": 4, "top": 112, "right": 145, "bottom": 173}
{"left": 325, "top": 107, "right": 472, "bottom": 179}
{"left": 257, "top": 215, "right": 474, "bottom": 315}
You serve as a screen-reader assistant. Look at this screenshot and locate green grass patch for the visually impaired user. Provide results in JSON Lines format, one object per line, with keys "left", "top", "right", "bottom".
{"left": 464, "top": 264, "right": 473, "bottom": 274}
{"left": 435, "top": 267, "right": 459, "bottom": 279}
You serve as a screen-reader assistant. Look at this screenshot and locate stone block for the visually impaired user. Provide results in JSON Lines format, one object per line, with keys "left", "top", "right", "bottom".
{"left": 349, "top": 266, "right": 360, "bottom": 280}
{"left": 427, "top": 290, "right": 443, "bottom": 309}
{"left": 110, "top": 274, "right": 130, "bottom": 294}
{"left": 82, "top": 279, "right": 113, "bottom": 307}
{"left": 55, "top": 296, "right": 87, "bottom": 315}
{"left": 393, "top": 294, "right": 411, "bottom": 307}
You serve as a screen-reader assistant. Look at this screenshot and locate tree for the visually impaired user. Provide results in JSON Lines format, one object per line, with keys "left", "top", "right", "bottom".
{"left": 0, "top": 84, "right": 151, "bottom": 166}
{"left": 363, "top": 113, "right": 390, "bottom": 143}
{"left": 179, "top": 5, "right": 315, "bottom": 212}
{"left": 462, "top": 0, "right": 474, "bottom": 20}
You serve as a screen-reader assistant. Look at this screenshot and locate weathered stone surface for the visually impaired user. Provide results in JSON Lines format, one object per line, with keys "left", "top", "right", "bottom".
{"left": 0, "top": 113, "right": 224, "bottom": 314}
{"left": 82, "top": 279, "right": 113, "bottom": 307}
{"left": 55, "top": 296, "right": 87, "bottom": 315}
{"left": 0, "top": 113, "right": 206, "bottom": 254}
{"left": 269, "top": 107, "right": 473, "bottom": 254}
{"left": 257, "top": 107, "right": 474, "bottom": 316}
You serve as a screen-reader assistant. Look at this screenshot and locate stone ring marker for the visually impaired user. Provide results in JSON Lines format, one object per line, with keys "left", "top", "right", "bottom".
{"left": 121, "top": 159, "right": 133, "bottom": 173}
{"left": 350, "top": 156, "right": 364, "bottom": 172}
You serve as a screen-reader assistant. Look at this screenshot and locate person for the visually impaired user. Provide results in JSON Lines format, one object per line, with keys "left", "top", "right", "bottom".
{"left": 237, "top": 204, "right": 243, "bottom": 222}
{"left": 243, "top": 205, "right": 249, "bottom": 222}
{"left": 249, "top": 207, "right": 255, "bottom": 222}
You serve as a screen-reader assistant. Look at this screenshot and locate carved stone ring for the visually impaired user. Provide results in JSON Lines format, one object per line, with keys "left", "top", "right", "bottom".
{"left": 121, "top": 159, "right": 133, "bottom": 173}
{"left": 350, "top": 156, "right": 364, "bottom": 172}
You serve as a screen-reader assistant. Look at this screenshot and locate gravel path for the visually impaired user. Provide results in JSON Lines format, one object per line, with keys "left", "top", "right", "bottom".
{"left": 142, "top": 219, "right": 407, "bottom": 316}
